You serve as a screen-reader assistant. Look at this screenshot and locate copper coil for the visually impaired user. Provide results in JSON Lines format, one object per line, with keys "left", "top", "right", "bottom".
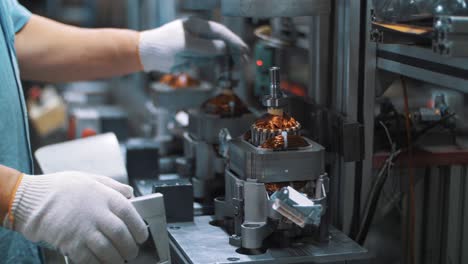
{"left": 201, "top": 90, "right": 250, "bottom": 117}
{"left": 260, "top": 134, "right": 309, "bottom": 150}
{"left": 265, "top": 182, "right": 289, "bottom": 194}
{"left": 254, "top": 113, "right": 299, "bottom": 130}
{"left": 265, "top": 181, "right": 308, "bottom": 195}
{"left": 160, "top": 73, "right": 200, "bottom": 88}
{"left": 250, "top": 113, "right": 301, "bottom": 146}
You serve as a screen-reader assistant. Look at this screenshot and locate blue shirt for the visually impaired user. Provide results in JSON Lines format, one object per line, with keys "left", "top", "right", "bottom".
{"left": 0, "top": 0, "right": 40, "bottom": 263}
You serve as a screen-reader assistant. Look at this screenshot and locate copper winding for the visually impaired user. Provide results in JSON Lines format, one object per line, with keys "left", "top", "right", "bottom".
{"left": 260, "top": 134, "right": 309, "bottom": 150}
{"left": 265, "top": 181, "right": 308, "bottom": 195}
{"left": 254, "top": 113, "right": 299, "bottom": 130}
{"left": 160, "top": 73, "right": 200, "bottom": 88}
{"left": 201, "top": 90, "right": 250, "bottom": 117}
{"left": 250, "top": 113, "right": 301, "bottom": 146}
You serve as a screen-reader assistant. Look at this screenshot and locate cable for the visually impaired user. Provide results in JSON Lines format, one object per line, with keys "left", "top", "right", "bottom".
{"left": 413, "top": 112, "right": 456, "bottom": 142}
{"left": 356, "top": 149, "right": 401, "bottom": 245}
{"left": 378, "top": 121, "right": 401, "bottom": 213}
{"left": 356, "top": 79, "right": 457, "bottom": 247}
{"left": 356, "top": 126, "right": 396, "bottom": 244}
{"left": 379, "top": 121, "right": 395, "bottom": 151}
{"left": 401, "top": 77, "right": 415, "bottom": 264}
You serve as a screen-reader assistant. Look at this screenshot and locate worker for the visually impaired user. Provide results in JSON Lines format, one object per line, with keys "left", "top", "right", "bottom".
{"left": 0, "top": 1, "right": 248, "bottom": 263}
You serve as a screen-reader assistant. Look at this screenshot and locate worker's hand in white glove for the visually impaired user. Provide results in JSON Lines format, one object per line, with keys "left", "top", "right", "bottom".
{"left": 138, "top": 17, "right": 249, "bottom": 73}
{"left": 4, "top": 172, "right": 148, "bottom": 264}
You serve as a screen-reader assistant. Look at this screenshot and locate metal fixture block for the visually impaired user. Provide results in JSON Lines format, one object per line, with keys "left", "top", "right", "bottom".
{"left": 228, "top": 138, "right": 325, "bottom": 182}
{"left": 187, "top": 109, "right": 255, "bottom": 144}
{"left": 152, "top": 179, "right": 193, "bottom": 223}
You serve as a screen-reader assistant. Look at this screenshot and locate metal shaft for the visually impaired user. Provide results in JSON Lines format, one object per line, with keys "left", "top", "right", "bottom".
{"left": 262, "top": 66, "right": 288, "bottom": 109}
{"left": 270, "top": 67, "right": 281, "bottom": 98}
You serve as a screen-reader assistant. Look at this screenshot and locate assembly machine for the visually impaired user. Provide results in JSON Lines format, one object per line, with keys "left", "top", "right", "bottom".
{"left": 216, "top": 67, "right": 329, "bottom": 248}
{"left": 34, "top": 0, "right": 468, "bottom": 263}
{"left": 180, "top": 87, "right": 256, "bottom": 207}
{"left": 167, "top": 67, "right": 370, "bottom": 264}
{"left": 148, "top": 73, "right": 214, "bottom": 155}
{"left": 119, "top": 0, "right": 373, "bottom": 263}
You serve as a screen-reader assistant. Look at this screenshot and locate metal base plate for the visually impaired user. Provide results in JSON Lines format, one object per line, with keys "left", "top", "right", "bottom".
{"left": 168, "top": 216, "right": 372, "bottom": 264}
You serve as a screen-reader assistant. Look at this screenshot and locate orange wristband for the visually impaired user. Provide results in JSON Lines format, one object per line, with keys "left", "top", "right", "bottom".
{"left": 7, "top": 173, "right": 24, "bottom": 224}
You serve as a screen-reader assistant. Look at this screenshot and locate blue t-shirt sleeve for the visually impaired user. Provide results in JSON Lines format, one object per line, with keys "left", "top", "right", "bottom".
{"left": 8, "top": 0, "right": 32, "bottom": 33}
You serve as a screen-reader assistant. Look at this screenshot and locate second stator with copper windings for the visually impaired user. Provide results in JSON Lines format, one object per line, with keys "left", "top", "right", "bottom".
{"left": 214, "top": 67, "right": 330, "bottom": 250}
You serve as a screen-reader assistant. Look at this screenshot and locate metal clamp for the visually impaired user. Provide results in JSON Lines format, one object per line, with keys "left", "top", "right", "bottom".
{"left": 271, "top": 186, "right": 323, "bottom": 227}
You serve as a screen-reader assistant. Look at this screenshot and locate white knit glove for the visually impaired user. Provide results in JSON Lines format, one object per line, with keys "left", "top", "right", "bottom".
{"left": 139, "top": 17, "right": 249, "bottom": 73}
{"left": 4, "top": 172, "right": 149, "bottom": 264}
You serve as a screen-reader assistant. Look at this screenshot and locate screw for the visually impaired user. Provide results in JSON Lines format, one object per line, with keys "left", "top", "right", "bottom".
{"left": 227, "top": 257, "right": 240, "bottom": 261}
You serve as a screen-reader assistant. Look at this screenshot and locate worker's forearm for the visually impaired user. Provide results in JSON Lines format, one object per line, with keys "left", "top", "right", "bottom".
{"left": 15, "top": 15, "right": 142, "bottom": 82}
{"left": 0, "top": 165, "right": 22, "bottom": 224}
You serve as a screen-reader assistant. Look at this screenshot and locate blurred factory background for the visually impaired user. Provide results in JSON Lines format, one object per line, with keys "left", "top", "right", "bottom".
{"left": 19, "top": 1, "right": 468, "bottom": 264}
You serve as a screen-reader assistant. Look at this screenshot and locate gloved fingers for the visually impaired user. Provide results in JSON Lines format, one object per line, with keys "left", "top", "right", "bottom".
{"left": 87, "top": 173, "right": 134, "bottom": 199}
{"left": 98, "top": 214, "right": 139, "bottom": 261}
{"left": 110, "top": 196, "right": 149, "bottom": 244}
{"left": 184, "top": 17, "right": 249, "bottom": 55}
{"left": 86, "top": 231, "right": 125, "bottom": 264}
{"left": 67, "top": 247, "right": 100, "bottom": 264}
{"left": 184, "top": 37, "right": 226, "bottom": 57}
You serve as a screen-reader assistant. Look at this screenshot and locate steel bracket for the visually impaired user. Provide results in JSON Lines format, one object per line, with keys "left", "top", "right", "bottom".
{"left": 287, "top": 97, "right": 365, "bottom": 162}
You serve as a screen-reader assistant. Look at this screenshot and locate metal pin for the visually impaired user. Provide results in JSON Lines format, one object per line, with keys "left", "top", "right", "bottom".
{"left": 281, "top": 131, "right": 288, "bottom": 149}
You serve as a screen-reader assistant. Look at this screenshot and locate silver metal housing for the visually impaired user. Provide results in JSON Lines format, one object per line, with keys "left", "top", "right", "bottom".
{"left": 214, "top": 136, "right": 329, "bottom": 250}
{"left": 228, "top": 137, "right": 325, "bottom": 182}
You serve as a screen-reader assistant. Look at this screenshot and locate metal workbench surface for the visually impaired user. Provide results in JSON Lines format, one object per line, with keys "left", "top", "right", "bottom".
{"left": 168, "top": 216, "right": 373, "bottom": 264}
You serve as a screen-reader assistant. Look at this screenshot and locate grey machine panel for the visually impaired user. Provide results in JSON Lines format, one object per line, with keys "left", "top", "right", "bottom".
{"left": 188, "top": 109, "right": 256, "bottom": 144}
{"left": 221, "top": 0, "right": 331, "bottom": 18}
{"left": 228, "top": 138, "right": 325, "bottom": 182}
{"left": 150, "top": 82, "right": 213, "bottom": 112}
{"left": 168, "top": 216, "right": 372, "bottom": 264}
